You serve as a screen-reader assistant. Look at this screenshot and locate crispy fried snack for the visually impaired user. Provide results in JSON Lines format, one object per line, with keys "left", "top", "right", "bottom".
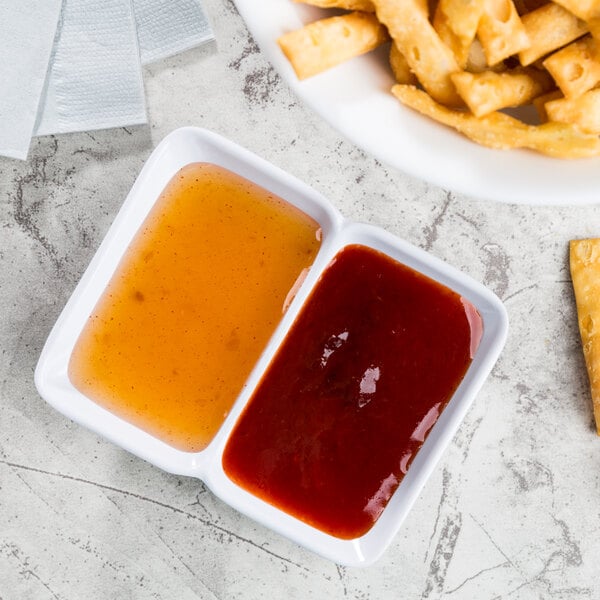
{"left": 543, "top": 36, "right": 600, "bottom": 98}
{"left": 279, "top": 0, "right": 600, "bottom": 157}
{"left": 389, "top": 43, "right": 418, "bottom": 84}
{"left": 278, "top": 12, "right": 388, "bottom": 79}
{"left": 451, "top": 67, "right": 552, "bottom": 117}
{"left": 433, "top": 0, "right": 485, "bottom": 67}
{"left": 477, "top": 0, "right": 529, "bottom": 66}
{"left": 570, "top": 238, "right": 600, "bottom": 435}
{"left": 293, "top": 0, "right": 375, "bottom": 10}
{"left": 372, "top": 0, "right": 462, "bottom": 106}
{"left": 519, "top": 3, "right": 588, "bottom": 66}
{"left": 546, "top": 88, "right": 600, "bottom": 133}
{"left": 392, "top": 84, "right": 600, "bottom": 157}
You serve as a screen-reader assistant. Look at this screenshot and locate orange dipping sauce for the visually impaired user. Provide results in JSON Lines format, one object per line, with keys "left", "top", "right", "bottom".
{"left": 68, "top": 163, "right": 321, "bottom": 452}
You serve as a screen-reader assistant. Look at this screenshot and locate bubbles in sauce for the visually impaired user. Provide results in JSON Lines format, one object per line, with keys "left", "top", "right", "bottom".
{"left": 68, "top": 163, "right": 321, "bottom": 452}
{"left": 223, "top": 244, "right": 481, "bottom": 539}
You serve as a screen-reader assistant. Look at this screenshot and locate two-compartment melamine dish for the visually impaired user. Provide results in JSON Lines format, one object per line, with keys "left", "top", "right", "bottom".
{"left": 35, "top": 128, "right": 508, "bottom": 566}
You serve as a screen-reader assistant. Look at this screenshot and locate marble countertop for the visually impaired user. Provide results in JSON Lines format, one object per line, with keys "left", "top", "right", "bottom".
{"left": 2, "top": 1, "right": 599, "bottom": 598}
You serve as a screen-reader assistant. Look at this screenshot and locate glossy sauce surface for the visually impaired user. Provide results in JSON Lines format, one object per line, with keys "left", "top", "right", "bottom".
{"left": 69, "top": 163, "right": 321, "bottom": 452}
{"left": 223, "top": 245, "right": 479, "bottom": 539}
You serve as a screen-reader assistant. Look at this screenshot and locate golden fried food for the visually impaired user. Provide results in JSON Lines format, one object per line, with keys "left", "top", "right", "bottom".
{"left": 570, "top": 238, "right": 600, "bottom": 435}
{"left": 279, "top": 0, "right": 600, "bottom": 157}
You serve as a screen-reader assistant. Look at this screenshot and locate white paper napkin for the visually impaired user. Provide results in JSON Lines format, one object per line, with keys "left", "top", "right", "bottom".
{"left": 1, "top": 0, "right": 214, "bottom": 158}
{"left": 0, "top": 1, "right": 62, "bottom": 159}
{"left": 35, "top": 0, "right": 147, "bottom": 137}
{"left": 132, "top": 0, "right": 214, "bottom": 65}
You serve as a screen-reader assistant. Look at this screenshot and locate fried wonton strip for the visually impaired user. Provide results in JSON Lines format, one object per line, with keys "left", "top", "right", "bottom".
{"left": 543, "top": 35, "right": 600, "bottom": 98}
{"left": 278, "top": 12, "right": 389, "bottom": 80}
{"left": 532, "top": 89, "right": 563, "bottom": 121}
{"left": 518, "top": 3, "right": 588, "bottom": 67}
{"left": 389, "top": 43, "right": 417, "bottom": 84}
{"left": 570, "top": 238, "right": 600, "bottom": 435}
{"left": 477, "top": 0, "right": 529, "bottom": 66}
{"left": 546, "top": 88, "right": 600, "bottom": 133}
{"left": 391, "top": 84, "right": 600, "bottom": 157}
{"left": 433, "top": 0, "right": 485, "bottom": 68}
{"left": 451, "top": 68, "right": 553, "bottom": 117}
{"left": 293, "top": 0, "right": 375, "bottom": 11}
{"left": 372, "top": 0, "right": 462, "bottom": 106}
{"left": 552, "top": 0, "right": 600, "bottom": 20}
{"left": 465, "top": 38, "right": 498, "bottom": 72}
{"left": 589, "top": 17, "right": 600, "bottom": 41}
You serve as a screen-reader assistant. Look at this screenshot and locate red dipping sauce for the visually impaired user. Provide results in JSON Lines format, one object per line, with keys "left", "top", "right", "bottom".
{"left": 222, "top": 244, "right": 481, "bottom": 539}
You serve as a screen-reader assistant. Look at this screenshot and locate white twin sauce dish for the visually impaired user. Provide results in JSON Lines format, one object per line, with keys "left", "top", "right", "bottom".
{"left": 35, "top": 127, "right": 508, "bottom": 566}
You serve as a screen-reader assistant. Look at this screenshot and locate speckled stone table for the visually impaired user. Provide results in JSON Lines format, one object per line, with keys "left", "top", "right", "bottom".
{"left": 2, "top": 1, "right": 600, "bottom": 598}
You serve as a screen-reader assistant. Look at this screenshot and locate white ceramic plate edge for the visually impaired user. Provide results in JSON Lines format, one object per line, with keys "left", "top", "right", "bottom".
{"left": 232, "top": 0, "right": 600, "bottom": 206}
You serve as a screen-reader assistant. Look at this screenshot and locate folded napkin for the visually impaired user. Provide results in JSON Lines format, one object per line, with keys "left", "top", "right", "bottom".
{"left": 1, "top": 0, "right": 214, "bottom": 157}
{"left": 35, "top": 0, "right": 147, "bottom": 137}
{"left": 0, "top": 1, "right": 62, "bottom": 159}
{"left": 133, "top": 0, "right": 214, "bottom": 65}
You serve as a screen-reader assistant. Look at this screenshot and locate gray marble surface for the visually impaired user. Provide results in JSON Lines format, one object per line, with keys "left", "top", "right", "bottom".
{"left": 2, "top": 1, "right": 600, "bottom": 598}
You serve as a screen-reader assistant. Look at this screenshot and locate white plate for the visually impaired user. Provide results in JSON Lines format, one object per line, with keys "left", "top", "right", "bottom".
{"left": 36, "top": 128, "right": 508, "bottom": 565}
{"left": 233, "top": 0, "right": 600, "bottom": 205}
